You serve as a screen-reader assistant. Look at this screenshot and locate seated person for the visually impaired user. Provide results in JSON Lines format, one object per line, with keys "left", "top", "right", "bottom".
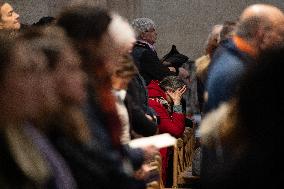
{"left": 162, "top": 45, "right": 194, "bottom": 127}
{"left": 111, "top": 55, "right": 157, "bottom": 143}
{"left": 147, "top": 76, "right": 186, "bottom": 186}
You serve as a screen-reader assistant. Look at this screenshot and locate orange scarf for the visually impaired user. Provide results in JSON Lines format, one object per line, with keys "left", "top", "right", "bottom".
{"left": 233, "top": 35, "right": 257, "bottom": 57}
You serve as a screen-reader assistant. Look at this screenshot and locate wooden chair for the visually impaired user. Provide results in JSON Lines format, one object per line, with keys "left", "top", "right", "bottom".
{"left": 146, "top": 154, "right": 163, "bottom": 189}
{"left": 172, "top": 127, "right": 200, "bottom": 188}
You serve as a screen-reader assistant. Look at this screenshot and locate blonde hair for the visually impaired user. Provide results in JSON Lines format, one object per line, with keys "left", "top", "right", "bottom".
{"left": 113, "top": 55, "right": 138, "bottom": 79}
{"left": 205, "top": 24, "right": 223, "bottom": 56}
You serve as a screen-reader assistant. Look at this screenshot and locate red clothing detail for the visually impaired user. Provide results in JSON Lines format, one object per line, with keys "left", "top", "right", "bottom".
{"left": 147, "top": 80, "right": 185, "bottom": 184}
{"left": 147, "top": 80, "right": 185, "bottom": 137}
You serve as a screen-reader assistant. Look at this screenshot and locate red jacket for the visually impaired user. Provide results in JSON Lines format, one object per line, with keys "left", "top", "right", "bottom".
{"left": 147, "top": 80, "right": 185, "bottom": 138}
{"left": 147, "top": 80, "right": 185, "bottom": 185}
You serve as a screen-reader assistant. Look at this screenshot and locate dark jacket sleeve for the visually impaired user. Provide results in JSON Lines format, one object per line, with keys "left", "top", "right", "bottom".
{"left": 127, "top": 75, "right": 149, "bottom": 113}
{"left": 205, "top": 56, "right": 245, "bottom": 113}
{"left": 140, "top": 50, "right": 175, "bottom": 85}
{"left": 123, "top": 145, "right": 145, "bottom": 171}
{"left": 125, "top": 95, "right": 157, "bottom": 137}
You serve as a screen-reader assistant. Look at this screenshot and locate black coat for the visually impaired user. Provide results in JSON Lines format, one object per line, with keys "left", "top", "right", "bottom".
{"left": 124, "top": 94, "right": 157, "bottom": 137}
{"left": 127, "top": 74, "right": 149, "bottom": 114}
{"left": 48, "top": 129, "right": 138, "bottom": 189}
{"left": 132, "top": 41, "right": 174, "bottom": 85}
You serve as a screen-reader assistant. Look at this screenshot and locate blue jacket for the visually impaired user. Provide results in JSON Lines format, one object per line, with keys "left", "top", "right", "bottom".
{"left": 204, "top": 39, "right": 254, "bottom": 113}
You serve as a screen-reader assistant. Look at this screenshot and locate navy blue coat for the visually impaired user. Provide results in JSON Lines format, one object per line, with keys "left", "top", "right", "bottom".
{"left": 204, "top": 39, "right": 254, "bottom": 113}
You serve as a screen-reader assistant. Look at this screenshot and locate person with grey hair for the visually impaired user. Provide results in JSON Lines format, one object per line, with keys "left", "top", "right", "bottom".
{"left": 204, "top": 4, "right": 284, "bottom": 113}
{"left": 132, "top": 17, "right": 156, "bottom": 41}
{"left": 128, "top": 17, "right": 175, "bottom": 128}
{"left": 147, "top": 76, "right": 186, "bottom": 187}
{"left": 131, "top": 17, "right": 174, "bottom": 86}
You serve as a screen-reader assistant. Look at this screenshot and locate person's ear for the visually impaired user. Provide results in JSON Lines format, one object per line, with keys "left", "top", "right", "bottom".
{"left": 140, "top": 32, "right": 147, "bottom": 40}
{"left": 256, "top": 25, "right": 268, "bottom": 50}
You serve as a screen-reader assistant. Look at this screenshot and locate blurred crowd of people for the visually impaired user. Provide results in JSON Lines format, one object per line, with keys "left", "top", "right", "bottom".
{"left": 0, "top": 0, "right": 283, "bottom": 189}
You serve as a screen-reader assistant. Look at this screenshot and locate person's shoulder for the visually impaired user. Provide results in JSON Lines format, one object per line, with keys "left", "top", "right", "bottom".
{"left": 134, "top": 41, "right": 150, "bottom": 50}
{"left": 133, "top": 42, "right": 151, "bottom": 56}
{"left": 135, "top": 41, "right": 147, "bottom": 47}
{"left": 210, "top": 46, "right": 245, "bottom": 73}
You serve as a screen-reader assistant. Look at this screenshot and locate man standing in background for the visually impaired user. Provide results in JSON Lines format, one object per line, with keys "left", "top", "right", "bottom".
{"left": 204, "top": 4, "right": 284, "bottom": 113}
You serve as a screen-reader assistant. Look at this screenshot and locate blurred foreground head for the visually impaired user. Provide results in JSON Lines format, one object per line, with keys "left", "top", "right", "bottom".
{"left": 19, "top": 26, "right": 87, "bottom": 113}
{"left": 236, "top": 4, "right": 284, "bottom": 54}
{"left": 0, "top": 30, "right": 47, "bottom": 124}
{"left": 57, "top": 5, "right": 135, "bottom": 147}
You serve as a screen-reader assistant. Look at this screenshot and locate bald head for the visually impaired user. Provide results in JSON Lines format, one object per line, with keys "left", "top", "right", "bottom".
{"left": 240, "top": 4, "right": 284, "bottom": 25}
{"left": 236, "top": 4, "right": 284, "bottom": 53}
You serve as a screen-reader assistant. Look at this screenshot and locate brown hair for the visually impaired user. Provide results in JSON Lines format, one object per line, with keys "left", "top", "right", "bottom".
{"left": 0, "top": 30, "right": 15, "bottom": 84}
{"left": 220, "top": 21, "right": 237, "bottom": 42}
{"left": 58, "top": 6, "right": 122, "bottom": 148}
{"left": 205, "top": 24, "right": 223, "bottom": 57}
{"left": 112, "top": 55, "right": 138, "bottom": 79}
{"left": 18, "top": 26, "right": 92, "bottom": 144}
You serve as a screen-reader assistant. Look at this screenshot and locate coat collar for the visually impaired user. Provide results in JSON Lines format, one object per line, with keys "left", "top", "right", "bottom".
{"left": 135, "top": 40, "right": 156, "bottom": 53}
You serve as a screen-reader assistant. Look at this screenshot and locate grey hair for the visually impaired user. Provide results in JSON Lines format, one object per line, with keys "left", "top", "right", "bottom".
{"left": 159, "top": 76, "right": 185, "bottom": 91}
{"left": 131, "top": 17, "right": 156, "bottom": 39}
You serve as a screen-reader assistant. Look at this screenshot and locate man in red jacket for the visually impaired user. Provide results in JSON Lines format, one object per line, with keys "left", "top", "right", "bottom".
{"left": 147, "top": 76, "right": 186, "bottom": 187}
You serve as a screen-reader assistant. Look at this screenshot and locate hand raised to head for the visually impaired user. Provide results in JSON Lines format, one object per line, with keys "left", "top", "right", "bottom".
{"left": 167, "top": 85, "right": 187, "bottom": 105}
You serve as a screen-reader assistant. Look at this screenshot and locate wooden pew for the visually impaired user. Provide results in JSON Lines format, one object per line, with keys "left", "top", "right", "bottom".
{"left": 146, "top": 155, "right": 163, "bottom": 189}
{"left": 157, "top": 126, "right": 200, "bottom": 188}
{"left": 172, "top": 127, "right": 200, "bottom": 188}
